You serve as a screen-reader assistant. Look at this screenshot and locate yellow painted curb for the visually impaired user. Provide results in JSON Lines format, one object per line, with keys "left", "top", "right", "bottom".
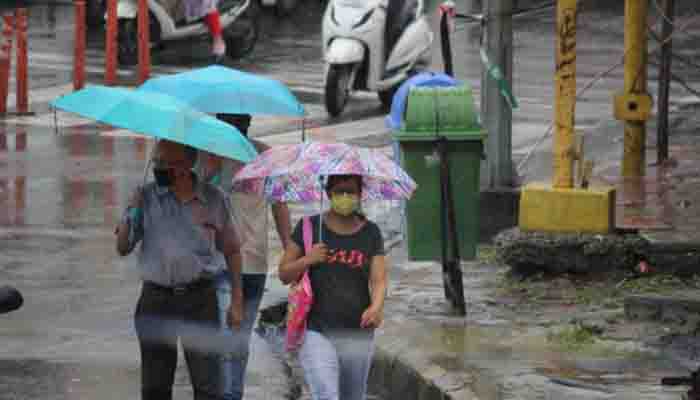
{"left": 519, "top": 183, "right": 616, "bottom": 234}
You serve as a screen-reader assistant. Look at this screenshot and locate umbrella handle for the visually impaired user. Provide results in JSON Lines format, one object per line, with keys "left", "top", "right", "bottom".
{"left": 318, "top": 175, "right": 326, "bottom": 243}
{"left": 142, "top": 139, "right": 157, "bottom": 185}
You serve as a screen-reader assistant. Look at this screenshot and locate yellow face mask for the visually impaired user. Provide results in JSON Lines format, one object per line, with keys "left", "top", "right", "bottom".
{"left": 330, "top": 193, "right": 360, "bottom": 216}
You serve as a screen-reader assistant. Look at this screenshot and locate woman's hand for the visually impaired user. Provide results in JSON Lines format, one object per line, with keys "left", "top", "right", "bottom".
{"left": 227, "top": 295, "right": 244, "bottom": 330}
{"left": 305, "top": 243, "right": 328, "bottom": 265}
{"left": 360, "top": 305, "right": 383, "bottom": 328}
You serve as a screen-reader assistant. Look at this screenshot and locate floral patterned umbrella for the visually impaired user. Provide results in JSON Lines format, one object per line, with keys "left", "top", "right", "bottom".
{"left": 232, "top": 141, "right": 417, "bottom": 203}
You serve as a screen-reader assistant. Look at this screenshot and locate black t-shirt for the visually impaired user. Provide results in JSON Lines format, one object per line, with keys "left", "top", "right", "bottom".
{"left": 291, "top": 214, "right": 384, "bottom": 337}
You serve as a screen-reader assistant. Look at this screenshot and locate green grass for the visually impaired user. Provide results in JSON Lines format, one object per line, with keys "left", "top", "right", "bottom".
{"left": 548, "top": 323, "right": 598, "bottom": 351}
{"left": 547, "top": 323, "right": 648, "bottom": 358}
{"left": 477, "top": 245, "right": 499, "bottom": 264}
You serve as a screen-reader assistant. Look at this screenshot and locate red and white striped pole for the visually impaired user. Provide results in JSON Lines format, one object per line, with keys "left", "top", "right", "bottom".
{"left": 14, "top": 8, "right": 28, "bottom": 114}
{"left": 0, "top": 13, "right": 14, "bottom": 115}
{"left": 137, "top": 0, "right": 150, "bottom": 84}
{"left": 105, "top": 0, "right": 118, "bottom": 85}
{"left": 74, "top": 0, "right": 87, "bottom": 90}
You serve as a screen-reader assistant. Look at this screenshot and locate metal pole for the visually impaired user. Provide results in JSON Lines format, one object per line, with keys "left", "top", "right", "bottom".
{"left": 137, "top": 0, "right": 151, "bottom": 84}
{"left": 440, "top": 4, "right": 454, "bottom": 77}
{"left": 14, "top": 8, "right": 28, "bottom": 115}
{"left": 105, "top": 0, "right": 118, "bottom": 85}
{"left": 657, "top": 0, "right": 674, "bottom": 164}
{"left": 622, "top": 0, "right": 649, "bottom": 178}
{"left": 74, "top": 0, "right": 87, "bottom": 90}
{"left": 553, "top": 0, "right": 577, "bottom": 189}
{"left": 0, "top": 14, "right": 14, "bottom": 115}
{"left": 481, "top": 0, "right": 514, "bottom": 188}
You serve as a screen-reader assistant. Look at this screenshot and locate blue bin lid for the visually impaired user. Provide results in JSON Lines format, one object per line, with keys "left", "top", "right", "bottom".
{"left": 385, "top": 72, "right": 461, "bottom": 130}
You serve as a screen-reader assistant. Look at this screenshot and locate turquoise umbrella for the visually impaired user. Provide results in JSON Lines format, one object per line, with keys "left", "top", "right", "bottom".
{"left": 50, "top": 85, "right": 258, "bottom": 163}
{"left": 138, "top": 65, "right": 305, "bottom": 117}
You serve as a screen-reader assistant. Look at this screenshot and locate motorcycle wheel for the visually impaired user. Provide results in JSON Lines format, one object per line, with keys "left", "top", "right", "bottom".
{"left": 378, "top": 85, "right": 398, "bottom": 111}
{"left": 275, "top": 0, "right": 299, "bottom": 17}
{"left": 325, "top": 64, "right": 352, "bottom": 117}
{"left": 117, "top": 19, "right": 139, "bottom": 66}
{"left": 224, "top": 15, "right": 259, "bottom": 59}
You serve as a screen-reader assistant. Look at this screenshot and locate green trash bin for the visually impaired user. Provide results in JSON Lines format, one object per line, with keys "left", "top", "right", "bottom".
{"left": 394, "top": 85, "right": 486, "bottom": 261}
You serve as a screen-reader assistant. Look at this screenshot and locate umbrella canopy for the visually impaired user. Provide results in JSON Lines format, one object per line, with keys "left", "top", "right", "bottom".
{"left": 232, "top": 141, "right": 417, "bottom": 203}
{"left": 138, "top": 65, "right": 305, "bottom": 117}
{"left": 386, "top": 72, "right": 460, "bottom": 130}
{"left": 50, "top": 85, "right": 258, "bottom": 162}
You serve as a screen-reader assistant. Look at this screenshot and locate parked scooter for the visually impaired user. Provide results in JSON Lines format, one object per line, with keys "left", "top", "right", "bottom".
{"left": 322, "top": 0, "right": 433, "bottom": 116}
{"left": 113, "top": 0, "right": 259, "bottom": 66}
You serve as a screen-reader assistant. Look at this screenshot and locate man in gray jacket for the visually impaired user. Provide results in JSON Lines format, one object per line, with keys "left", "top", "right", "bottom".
{"left": 116, "top": 139, "right": 243, "bottom": 400}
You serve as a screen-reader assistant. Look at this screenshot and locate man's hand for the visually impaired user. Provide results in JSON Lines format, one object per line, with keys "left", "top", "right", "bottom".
{"left": 360, "top": 305, "right": 383, "bottom": 328}
{"left": 227, "top": 296, "right": 244, "bottom": 330}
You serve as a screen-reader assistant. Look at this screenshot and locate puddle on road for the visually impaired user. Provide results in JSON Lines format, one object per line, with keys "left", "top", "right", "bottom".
{"left": 1, "top": 122, "right": 151, "bottom": 229}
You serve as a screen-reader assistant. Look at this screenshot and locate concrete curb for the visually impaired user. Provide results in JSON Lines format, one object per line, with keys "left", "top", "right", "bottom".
{"left": 368, "top": 343, "right": 484, "bottom": 400}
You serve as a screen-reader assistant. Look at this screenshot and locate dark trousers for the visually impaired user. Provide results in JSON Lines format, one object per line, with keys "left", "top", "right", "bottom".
{"left": 135, "top": 281, "right": 224, "bottom": 400}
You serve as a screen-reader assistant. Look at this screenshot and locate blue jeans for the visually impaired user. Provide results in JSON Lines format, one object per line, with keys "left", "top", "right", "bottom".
{"left": 216, "top": 272, "right": 267, "bottom": 400}
{"left": 299, "top": 330, "right": 375, "bottom": 400}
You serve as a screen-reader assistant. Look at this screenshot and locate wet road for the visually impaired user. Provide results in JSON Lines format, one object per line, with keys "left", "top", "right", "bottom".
{"left": 2, "top": 1, "right": 700, "bottom": 399}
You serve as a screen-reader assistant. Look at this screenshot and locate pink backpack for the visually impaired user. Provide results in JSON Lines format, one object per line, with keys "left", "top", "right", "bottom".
{"left": 285, "top": 217, "right": 314, "bottom": 352}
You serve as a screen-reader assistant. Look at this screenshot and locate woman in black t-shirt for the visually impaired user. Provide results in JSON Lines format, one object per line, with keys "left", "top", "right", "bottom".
{"left": 279, "top": 174, "right": 388, "bottom": 400}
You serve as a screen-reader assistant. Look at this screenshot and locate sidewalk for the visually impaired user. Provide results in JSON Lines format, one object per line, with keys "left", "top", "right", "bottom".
{"left": 367, "top": 107, "right": 700, "bottom": 400}
{"left": 594, "top": 100, "right": 700, "bottom": 245}
{"left": 592, "top": 101, "right": 700, "bottom": 276}
{"left": 371, "top": 250, "right": 688, "bottom": 400}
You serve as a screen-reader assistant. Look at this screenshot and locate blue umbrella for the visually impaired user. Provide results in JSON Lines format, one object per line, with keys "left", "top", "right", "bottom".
{"left": 50, "top": 85, "right": 258, "bottom": 163}
{"left": 138, "top": 65, "right": 305, "bottom": 117}
{"left": 385, "top": 72, "right": 460, "bottom": 130}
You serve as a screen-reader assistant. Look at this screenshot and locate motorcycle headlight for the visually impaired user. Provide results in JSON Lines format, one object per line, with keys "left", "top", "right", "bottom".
{"left": 352, "top": 9, "right": 374, "bottom": 29}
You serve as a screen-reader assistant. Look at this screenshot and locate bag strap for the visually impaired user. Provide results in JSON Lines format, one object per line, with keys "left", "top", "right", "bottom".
{"left": 302, "top": 216, "right": 313, "bottom": 255}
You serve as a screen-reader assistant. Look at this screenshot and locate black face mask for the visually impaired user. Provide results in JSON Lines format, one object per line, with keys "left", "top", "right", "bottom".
{"left": 153, "top": 168, "right": 174, "bottom": 187}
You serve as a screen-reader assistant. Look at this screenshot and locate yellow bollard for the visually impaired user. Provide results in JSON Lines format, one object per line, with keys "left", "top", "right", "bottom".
{"left": 553, "top": 0, "right": 577, "bottom": 189}
{"left": 518, "top": 0, "right": 616, "bottom": 234}
{"left": 616, "top": 0, "right": 652, "bottom": 178}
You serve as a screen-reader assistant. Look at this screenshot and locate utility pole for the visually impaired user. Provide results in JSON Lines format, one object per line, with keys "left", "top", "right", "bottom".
{"left": 657, "top": 0, "right": 674, "bottom": 164}
{"left": 553, "top": 0, "right": 577, "bottom": 189}
{"left": 618, "top": 0, "right": 651, "bottom": 178}
{"left": 481, "top": 0, "right": 514, "bottom": 188}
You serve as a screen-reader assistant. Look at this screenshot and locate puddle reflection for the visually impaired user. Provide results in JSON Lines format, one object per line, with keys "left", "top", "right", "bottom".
{"left": 0, "top": 122, "right": 151, "bottom": 229}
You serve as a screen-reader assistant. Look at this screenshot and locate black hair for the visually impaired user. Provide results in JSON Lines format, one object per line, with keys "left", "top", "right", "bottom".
{"left": 183, "top": 145, "right": 198, "bottom": 165}
{"left": 325, "top": 174, "right": 363, "bottom": 194}
{"left": 216, "top": 113, "right": 252, "bottom": 136}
